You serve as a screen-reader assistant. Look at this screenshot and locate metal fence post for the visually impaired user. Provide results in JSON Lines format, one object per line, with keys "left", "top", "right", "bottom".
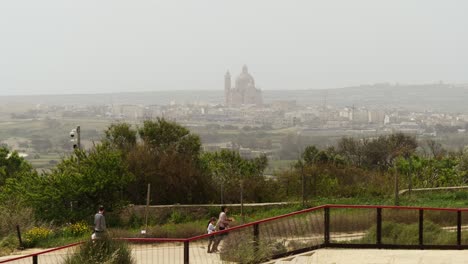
{"left": 376, "top": 208, "right": 382, "bottom": 247}
{"left": 419, "top": 209, "right": 424, "bottom": 248}
{"left": 457, "top": 210, "right": 462, "bottom": 249}
{"left": 16, "top": 225, "right": 24, "bottom": 250}
{"left": 33, "top": 255, "right": 38, "bottom": 264}
{"left": 324, "top": 207, "right": 330, "bottom": 245}
{"left": 253, "top": 224, "right": 259, "bottom": 257}
{"left": 184, "top": 240, "right": 189, "bottom": 264}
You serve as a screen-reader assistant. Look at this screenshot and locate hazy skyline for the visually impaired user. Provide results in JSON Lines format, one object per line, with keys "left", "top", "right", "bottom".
{"left": 0, "top": 0, "right": 467, "bottom": 96}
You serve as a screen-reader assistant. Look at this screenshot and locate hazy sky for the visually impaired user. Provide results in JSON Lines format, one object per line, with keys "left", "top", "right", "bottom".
{"left": 0, "top": 0, "right": 467, "bottom": 96}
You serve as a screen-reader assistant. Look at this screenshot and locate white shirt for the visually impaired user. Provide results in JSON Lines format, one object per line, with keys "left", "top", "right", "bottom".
{"left": 218, "top": 211, "right": 229, "bottom": 228}
{"left": 207, "top": 223, "right": 216, "bottom": 234}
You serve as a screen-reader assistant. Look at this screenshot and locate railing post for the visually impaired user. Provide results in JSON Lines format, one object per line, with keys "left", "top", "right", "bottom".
{"left": 457, "top": 210, "right": 462, "bottom": 249}
{"left": 324, "top": 207, "right": 330, "bottom": 246}
{"left": 16, "top": 225, "right": 24, "bottom": 249}
{"left": 253, "top": 223, "right": 259, "bottom": 256}
{"left": 253, "top": 224, "right": 260, "bottom": 257}
{"left": 184, "top": 240, "right": 189, "bottom": 264}
{"left": 419, "top": 209, "right": 424, "bottom": 248}
{"left": 33, "top": 255, "right": 38, "bottom": 264}
{"left": 376, "top": 208, "right": 382, "bottom": 247}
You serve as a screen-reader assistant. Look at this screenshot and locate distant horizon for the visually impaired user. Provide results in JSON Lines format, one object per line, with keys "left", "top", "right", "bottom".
{"left": 1, "top": 81, "right": 466, "bottom": 97}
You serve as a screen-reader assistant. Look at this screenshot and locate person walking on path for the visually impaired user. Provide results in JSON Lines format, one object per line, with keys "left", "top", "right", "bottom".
{"left": 206, "top": 217, "right": 217, "bottom": 253}
{"left": 93, "top": 205, "right": 106, "bottom": 239}
{"left": 211, "top": 206, "right": 234, "bottom": 252}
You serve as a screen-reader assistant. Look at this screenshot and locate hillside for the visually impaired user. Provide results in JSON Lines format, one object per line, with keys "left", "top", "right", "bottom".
{"left": 1, "top": 83, "right": 467, "bottom": 112}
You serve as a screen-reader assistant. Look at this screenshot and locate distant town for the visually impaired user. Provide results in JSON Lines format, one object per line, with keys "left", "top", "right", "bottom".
{"left": 1, "top": 67, "right": 468, "bottom": 170}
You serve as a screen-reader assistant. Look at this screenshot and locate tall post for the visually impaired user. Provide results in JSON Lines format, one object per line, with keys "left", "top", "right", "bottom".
{"left": 301, "top": 161, "right": 305, "bottom": 208}
{"left": 184, "top": 240, "right": 189, "bottom": 264}
{"left": 419, "top": 209, "right": 424, "bottom": 248}
{"left": 16, "top": 225, "right": 23, "bottom": 249}
{"left": 408, "top": 157, "right": 413, "bottom": 198}
{"left": 394, "top": 164, "right": 399, "bottom": 206}
{"left": 457, "top": 210, "right": 462, "bottom": 248}
{"left": 253, "top": 224, "right": 259, "bottom": 257}
{"left": 376, "top": 208, "right": 382, "bottom": 247}
{"left": 76, "top": 126, "right": 81, "bottom": 150}
{"left": 240, "top": 179, "right": 244, "bottom": 223}
{"left": 144, "top": 184, "right": 151, "bottom": 232}
{"left": 324, "top": 207, "right": 330, "bottom": 245}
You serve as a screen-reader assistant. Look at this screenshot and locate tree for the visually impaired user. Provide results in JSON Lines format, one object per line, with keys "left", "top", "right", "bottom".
{"left": 337, "top": 137, "right": 364, "bottom": 166}
{"left": 125, "top": 118, "right": 211, "bottom": 204}
{"left": 138, "top": 118, "right": 201, "bottom": 156}
{"left": 203, "top": 150, "right": 268, "bottom": 199}
{"left": 0, "top": 147, "right": 33, "bottom": 186}
{"left": 337, "top": 133, "right": 417, "bottom": 169}
{"left": 202, "top": 150, "right": 268, "bottom": 222}
{"left": 424, "top": 139, "right": 446, "bottom": 159}
{"left": 2, "top": 144, "right": 134, "bottom": 223}
{"left": 201, "top": 151, "right": 230, "bottom": 204}
{"left": 302, "top": 145, "right": 319, "bottom": 165}
{"left": 104, "top": 123, "right": 137, "bottom": 150}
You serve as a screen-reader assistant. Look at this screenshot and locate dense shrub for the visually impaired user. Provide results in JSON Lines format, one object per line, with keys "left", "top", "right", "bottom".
{"left": 0, "top": 199, "right": 35, "bottom": 236}
{"left": 220, "top": 231, "right": 283, "bottom": 264}
{"left": 23, "top": 227, "right": 53, "bottom": 248}
{"left": 0, "top": 235, "right": 18, "bottom": 257}
{"left": 61, "top": 222, "right": 90, "bottom": 237}
{"left": 64, "top": 235, "right": 134, "bottom": 264}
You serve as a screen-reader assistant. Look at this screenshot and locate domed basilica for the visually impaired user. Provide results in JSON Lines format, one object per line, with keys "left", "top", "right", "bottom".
{"left": 224, "top": 65, "right": 263, "bottom": 107}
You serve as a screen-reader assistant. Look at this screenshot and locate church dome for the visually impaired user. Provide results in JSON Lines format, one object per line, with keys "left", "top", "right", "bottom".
{"left": 235, "top": 65, "right": 255, "bottom": 87}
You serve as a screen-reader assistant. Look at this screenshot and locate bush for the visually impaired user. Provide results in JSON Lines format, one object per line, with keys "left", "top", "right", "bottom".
{"left": 0, "top": 235, "right": 18, "bottom": 257}
{"left": 127, "top": 213, "right": 143, "bottom": 229}
{"left": 168, "top": 210, "right": 186, "bottom": 224}
{"left": 62, "top": 222, "right": 90, "bottom": 237}
{"left": 64, "top": 235, "right": 134, "bottom": 264}
{"left": 23, "top": 227, "right": 53, "bottom": 248}
{"left": 0, "top": 199, "right": 35, "bottom": 236}
{"left": 220, "top": 231, "right": 278, "bottom": 264}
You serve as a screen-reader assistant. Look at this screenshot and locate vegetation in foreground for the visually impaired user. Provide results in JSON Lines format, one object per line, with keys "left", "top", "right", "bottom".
{"left": 1, "top": 118, "right": 468, "bottom": 258}
{"left": 64, "top": 235, "right": 134, "bottom": 264}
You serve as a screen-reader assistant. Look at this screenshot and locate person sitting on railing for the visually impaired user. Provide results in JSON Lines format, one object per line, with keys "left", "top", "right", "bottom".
{"left": 211, "top": 206, "right": 234, "bottom": 253}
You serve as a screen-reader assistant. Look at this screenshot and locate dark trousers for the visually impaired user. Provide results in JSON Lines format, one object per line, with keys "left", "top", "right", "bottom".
{"left": 211, "top": 226, "right": 227, "bottom": 252}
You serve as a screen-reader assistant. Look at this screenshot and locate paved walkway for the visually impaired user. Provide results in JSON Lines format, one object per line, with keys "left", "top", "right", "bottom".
{"left": 268, "top": 249, "right": 468, "bottom": 264}
{"left": 4, "top": 246, "right": 468, "bottom": 263}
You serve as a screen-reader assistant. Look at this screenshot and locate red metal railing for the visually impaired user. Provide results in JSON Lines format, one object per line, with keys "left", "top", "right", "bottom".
{"left": 2, "top": 204, "right": 468, "bottom": 264}
{"left": 0, "top": 242, "right": 83, "bottom": 264}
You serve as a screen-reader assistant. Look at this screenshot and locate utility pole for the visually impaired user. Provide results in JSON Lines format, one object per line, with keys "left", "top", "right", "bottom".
{"left": 70, "top": 126, "right": 81, "bottom": 167}
{"left": 394, "top": 163, "right": 399, "bottom": 206}
{"left": 76, "top": 126, "right": 81, "bottom": 150}
{"left": 143, "top": 183, "right": 151, "bottom": 234}
{"left": 70, "top": 126, "right": 81, "bottom": 150}
{"left": 240, "top": 179, "right": 244, "bottom": 224}
{"left": 408, "top": 157, "right": 413, "bottom": 198}
{"left": 299, "top": 160, "right": 305, "bottom": 208}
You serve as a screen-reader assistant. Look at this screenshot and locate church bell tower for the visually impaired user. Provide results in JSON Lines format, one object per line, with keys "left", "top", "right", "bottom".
{"left": 224, "top": 71, "right": 231, "bottom": 106}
